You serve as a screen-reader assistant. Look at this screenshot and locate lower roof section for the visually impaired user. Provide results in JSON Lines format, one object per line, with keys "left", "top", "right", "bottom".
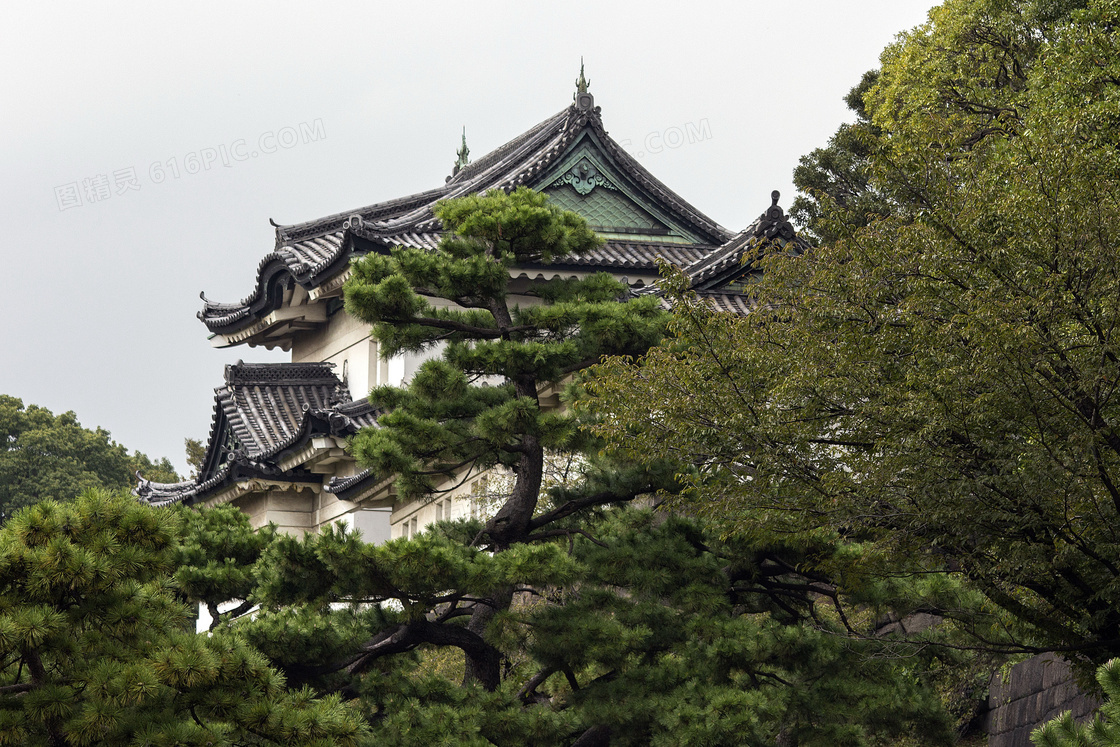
{"left": 135, "top": 362, "right": 378, "bottom": 508}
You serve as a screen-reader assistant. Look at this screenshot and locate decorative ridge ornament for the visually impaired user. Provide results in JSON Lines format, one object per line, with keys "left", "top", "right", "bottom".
{"left": 453, "top": 126, "right": 470, "bottom": 176}
{"left": 752, "top": 190, "right": 796, "bottom": 242}
{"left": 575, "top": 57, "right": 590, "bottom": 95}
{"left": 223, "top": 361, "right": 340, "bottom": 387}
{"left": 573, "top": 58, "right": 594, "bottom": 111}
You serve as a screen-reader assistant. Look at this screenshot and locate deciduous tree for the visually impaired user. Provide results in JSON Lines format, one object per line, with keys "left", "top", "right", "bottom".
{"left": 0, "top": 396, "right": 178, "bottom": 522}
{"left": 589, "top": 0, "right": 1120, "bottom": 674}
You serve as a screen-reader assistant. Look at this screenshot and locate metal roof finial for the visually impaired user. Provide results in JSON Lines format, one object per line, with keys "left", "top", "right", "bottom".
{"left": 575, "top": 57, "right": 590, "bottom": 97}
{"left": 453, "top": 126, "right": 470, "bottom": 176}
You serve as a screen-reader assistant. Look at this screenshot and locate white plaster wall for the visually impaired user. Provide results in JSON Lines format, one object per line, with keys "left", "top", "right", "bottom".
{"left": 389, "top": 468, "right": 505, "bottom": 539}
{"left": 233, "top": 489, "right": 315, "bottom": 535}
{"left": 291, "top": 308, "right": 445, "bottom": 397}
{"left": 292, "top": 313, "right": 378, "bottom": 399}
{"left": 335, "top": 508, "right": 393, "bottom": 544}
{"left": 286, "top": 286, "right": 589, "bottom": 542}
{"left": 292, "top": 311, "right": 369, "bottom": 365}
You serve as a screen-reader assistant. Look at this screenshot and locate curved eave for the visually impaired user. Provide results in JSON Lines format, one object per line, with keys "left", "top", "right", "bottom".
{"left": 137, "top": 406, "right": 379, "bottom": 508}
{"left": 200, "top": 231, "right": 355, "bottom": 334}
{"left": 324, "top": 468, "right": 396, "bottom": 504}
{"left": 209, "top": 304, "right": 328, "bottom": 350}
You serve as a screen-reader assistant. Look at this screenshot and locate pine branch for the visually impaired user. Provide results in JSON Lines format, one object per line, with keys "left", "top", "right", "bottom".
{"left": 0, "top": 682, "right": 34, "bottom": 695}
{"left": 528, "top": 490, "right": 641, "bottom": 532}
{"left": 347, "top": 620, "right": 503, "bottom": 690}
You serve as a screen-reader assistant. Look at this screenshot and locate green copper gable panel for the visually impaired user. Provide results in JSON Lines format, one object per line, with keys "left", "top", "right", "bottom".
{"left": 544, "top": 183, "right": 665, "bottom": 234}
{"left": 531, "top": 133, "right": 709, "bottom": 244}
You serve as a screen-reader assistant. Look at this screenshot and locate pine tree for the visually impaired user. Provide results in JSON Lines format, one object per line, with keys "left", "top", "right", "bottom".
{"left": 338, "top": 185, "right": 674, "bottom": 686}
{"left": 178, "top": 187, "right": 958, "bottom": 744}
{"left": 0, "top": 489, "right": 366, "bottom": 746}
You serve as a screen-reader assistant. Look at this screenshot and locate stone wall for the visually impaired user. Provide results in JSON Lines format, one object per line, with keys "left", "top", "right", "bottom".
{"left": 986, "top": 654, "right": 1099, "bottom": 746}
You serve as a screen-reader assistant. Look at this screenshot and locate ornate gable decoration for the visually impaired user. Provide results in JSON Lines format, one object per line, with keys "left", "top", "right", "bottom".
{"left": 682, "top": 191, "right": 810, "bottom": 293}
{"left": 548, "top": 157, "right": 619, "bottom": 196}
{"left": 537, "top": 138, "right": 689, "bottom": 240}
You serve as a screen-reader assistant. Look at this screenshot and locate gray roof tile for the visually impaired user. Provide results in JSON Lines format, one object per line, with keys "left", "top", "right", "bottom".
{"left": 135, "top": 362, "right": 378, "bottom": 507}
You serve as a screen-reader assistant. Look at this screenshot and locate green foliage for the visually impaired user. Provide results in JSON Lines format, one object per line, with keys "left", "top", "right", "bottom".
{"left": 790, "top": 69, "right": 893, "bottom": 246}
{"left": 344, "top": 186, "right": 670, "bottom": 521}
{"left": 0, "top": 490, "right": 366, "bottom": 746}
{"left": 116, "top": 187, "right": 948, "bottom": 744}
{"left": 589, "top": 0, "right": 1120, "bottom": 678}
{"left": 128, "top": 452, "right": 179, "bottom": 487}
{"left": 184, "top": 437, "right": 206, "bottom": 480}
{"left": 0, "top": 396, "right": 179, "bottom": 521}
{"left": 172, "top": 503, "right": 276, "bottom": 629}
{"left": 214, "top": 508, "right": 954, "bottom": 746}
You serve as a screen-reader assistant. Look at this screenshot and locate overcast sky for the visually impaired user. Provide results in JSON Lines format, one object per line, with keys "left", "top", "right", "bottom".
{"left": 1, "top": 1, "right": 937, "bottom": 474}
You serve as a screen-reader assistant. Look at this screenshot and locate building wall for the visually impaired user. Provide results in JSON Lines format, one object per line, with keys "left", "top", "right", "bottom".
{"left": 290, "top": 300, "right": 464, "bottom": 401}
{"left": 292, "top": 311, "right": 382, "bottom": 400}
{"left": 333, "top": 507, "right": 393, "bottom": 544}
{"left": 985, "top": 654, "right": 1100, "bottom": 746}
{"left": 389, "top": 469, "right": 498, "bottom": 540}
{"left": 233, "top": 487, "right": 317, "bottom": 537}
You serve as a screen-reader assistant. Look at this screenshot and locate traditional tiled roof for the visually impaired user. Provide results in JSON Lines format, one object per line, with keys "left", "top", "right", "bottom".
{"left": 693, "top": 291, "right": 756, "bottom": 315}
{"left": 135, "top": 362, "right": 378, "bottom": 507}
{"left": 626, "top": 191, "right": 809, "bottom": 316}
{"left": 683, "top": 191, "right": 810, "bottom": 292}
{"left": 351, "top": 231, "right": 714, "bottom": 275}
{"left": 162, "top": 90, "right": 816, "bottom": 518}
{"left": 199, "top": 94, "right": 733, "bottom": 337}
{"left": 324, "top": 468, "right": 379, "bottom": 502}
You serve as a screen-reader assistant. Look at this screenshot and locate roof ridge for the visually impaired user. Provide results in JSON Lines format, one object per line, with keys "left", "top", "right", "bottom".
{"left": 198, "top": 95, "right": 732, "bottom": 337}
{"left": 278, "top": 186, "right": 452, "bottom": 244}
{"left": 447, "top": 108, "right": 570, "bottom": 185}
{"left": 224, "top": 361, "right": 340, "bottom": 386}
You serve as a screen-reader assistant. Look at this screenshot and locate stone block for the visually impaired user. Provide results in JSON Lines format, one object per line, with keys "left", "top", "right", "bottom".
{"left": 987, "top": 701, "right": 1006, "bottom": 734}
{"left": 1050, "top": 681, "right": 1076, "bottom": 708}
{"left": 1040, "top": 654, "right": 1072, "bottom": 690}
{"left": 989, "top": 670, "right": 1012, "bottom": 705}
{"left": 1070, "top": 693, "right": 1102, "bottom": 722}
{"left": 989, "top": 729, "right": 1015, "bottom": 747}
{"left": 1010, "top": 658, "right": 1044, "bottom": 701}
